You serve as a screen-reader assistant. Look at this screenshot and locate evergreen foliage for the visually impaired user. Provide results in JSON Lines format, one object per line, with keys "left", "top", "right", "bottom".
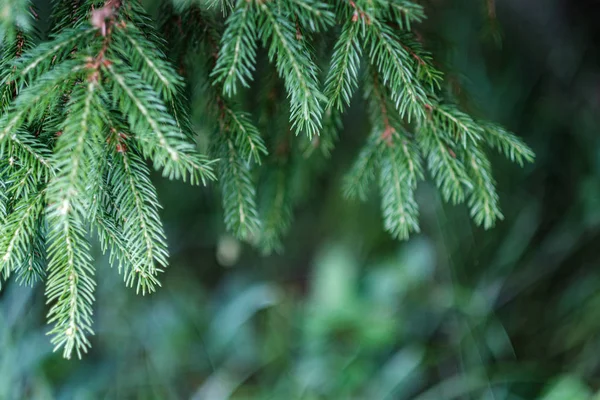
{"left": 0, "top": 0, "right": 215, "bottom": 358}
{"left": 0, "top": 0, "right": 533, "bottom": 358}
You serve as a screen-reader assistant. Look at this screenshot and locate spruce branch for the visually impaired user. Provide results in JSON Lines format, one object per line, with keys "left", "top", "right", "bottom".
{"left": 395, "top": 31, "right": 443, "bottom": 91}
{"left": 94, "top": 210, "right": 138, "bottom": 284}
{"left": 218, "top": 136, "right": 261, "bottom": 241}
{"left": 195, "top": 4, "right": 264, "bottom": 242}
{"left": 16, "top": 27, "right": 94, "bottom": 81}
{"left": 257, "top": 0, "right": 325, "bottom": 138}
{"left": 105, "top": 62, "right": 187, "bottom": 161}
{"left": 109, "top": 148, "right": 168, "bottom": 294}
{"left": 0, "top": 173, "right": 7, "bottom": 221}
{"left": 432, "top": 104, "right": 483, "bottom": 148}
{"left": 13, "top": 218, "right": 46, "bottom": 287}
{"left": 211, "top": 0, "right": 258, "bottom": 96}
{"left": 481, "top": 122, "right": 535, "bottom": 166}
{"left": 50, "top": 0, "right": 91, "bottom": 33}
{"left": 378, "top": 137, "right": 421, "bottom": 240}
{"left": 46, "top": 77, "right": 103, "bottom": 222}
{"left": 464, "top": 145, "right": 502, "bottom": 228}
{"left": 0, "top": 59, "right": 83, "bottom": 141}
{"left": 364, "top": 16, "right": 429, "bottom": 121}
{"left": 2, "top": 130, "right": 53, "bottom": 178}
{"left": 418, "top": 123, "right": 473, "bottom": 204}
{"left": 43, "top": 77, "right": 104, "bottom": 359}
{"left": 45, "top": 214, "right": 96, "bottom": 359}
{"left": 224, "top": 107, "right": 267, "bottom": 165}
{"left": 0, "top": 1, "right": 217, "bottom": 358}
{"left": 0, "top": 189, "right": 45, "bottom": 275}
{"left": 104, "top": 62, "right": 215, "bottom": 184}
{"left": 324, "top": 20, "right": 362, "bottom": 111}
{"left": 114, "top": 20, "right": 183, "bottom": 100}
{"left": 90, "top": 143, "right": 158, "bottom": 291}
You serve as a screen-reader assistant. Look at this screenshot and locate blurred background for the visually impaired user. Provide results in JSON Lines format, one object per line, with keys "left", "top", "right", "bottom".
{"left": 4, "top": 0, "right": 600, "bottom": 398}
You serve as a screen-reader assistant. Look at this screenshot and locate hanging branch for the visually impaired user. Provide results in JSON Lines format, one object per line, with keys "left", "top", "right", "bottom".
{"left": 0, "top": 0, "right": 533, "bottom": 358}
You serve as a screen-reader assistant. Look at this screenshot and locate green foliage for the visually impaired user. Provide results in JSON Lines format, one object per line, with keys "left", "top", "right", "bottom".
{"left": 0, "top": 0, "right": 533, "bottom": 359}
{"left": 0, "top": 1, "right": 215, "bottom": 358}
{"left": 379, "top": 134, "right": 423, "bottom": 239}
{"left": 217, "top": 136, "right": 261, "bottom": 241}
{"left": 324, "top": 21, "right": 361, "bottom": 111}
{"left": 256, "top": 0, "right": 326, "bottom": 138}
{"left": 211, "top": 0, "right": 258, "bottom": 96}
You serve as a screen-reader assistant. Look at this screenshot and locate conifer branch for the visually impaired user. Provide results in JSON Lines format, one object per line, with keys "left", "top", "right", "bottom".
{"left": 481, "top": 122, "right": 535, "bottom": 166}
{"left": 114, "top": 21, "right": 183, "bottom": 100}
{"left": 219, "top": 137, "right": 261, "bottom": 240}
{"left": 0, "top": 60, "right": 83, "bottom": 141}
{"left": 379, "top": 139, "right": 421, "bottom": 240}
{"left": 104, "top": 63, "right": 215, "bottom": 184}
{"left": 465, "top": 146, "right": 502, "bottom": 228}
{"left": 45, "top": 215, "right": 95, "bottom": 359}
{"left": 364, "top": 17, "right": 429, "bottom": 121}
{"left": 0, "top": 175, "right": 7, "bottom": 221}
{"left": 224, "top": 107, "right": 267, "bottom": 165}
{"left": 43, "top": 77, "right": 103, "bottom": 359}
{"left": 302, "top": 107, "right": 342, "bottom": 158}
{"left": 94, "top": 211, "right": 135, "bottom": 279}
{"left": 0, "top": 2, "right": 218, "bottom": 357}
{"left": 17, "top": 27, "right": 94, "bottom": 80}
{"left": 110, "top": 149, "right": 167, "bottom": 294}
{"left": 4, "top": 130, "right": 53, "bottom": 176}
{"left": 257, "top": 1, "right": 325, "bottom": 138}
{"left": 13, "top": 219, "right": 46, "bottom": 287}
{"left": 432, "top": 104, "right": 483, "bottom": 147}
{"left": 105, "top": 63, "right": 185, "bottom": 161}
{"left": 324, "top": 20, "right": 361, "bottom": 111}
{"left": 211, "top": 0, "right": 258, "bottom": 96}
{"left": 46, "top": 78, "right": 102, "bottom": 221}
{"left": 395, "top": 31, "right": 443, "bottom": 91}
{"left": 418, "top": 124, "right": 473, "bottom": 204}
{"left": 0, "top": 189, "right": 45, "bottom": 275}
